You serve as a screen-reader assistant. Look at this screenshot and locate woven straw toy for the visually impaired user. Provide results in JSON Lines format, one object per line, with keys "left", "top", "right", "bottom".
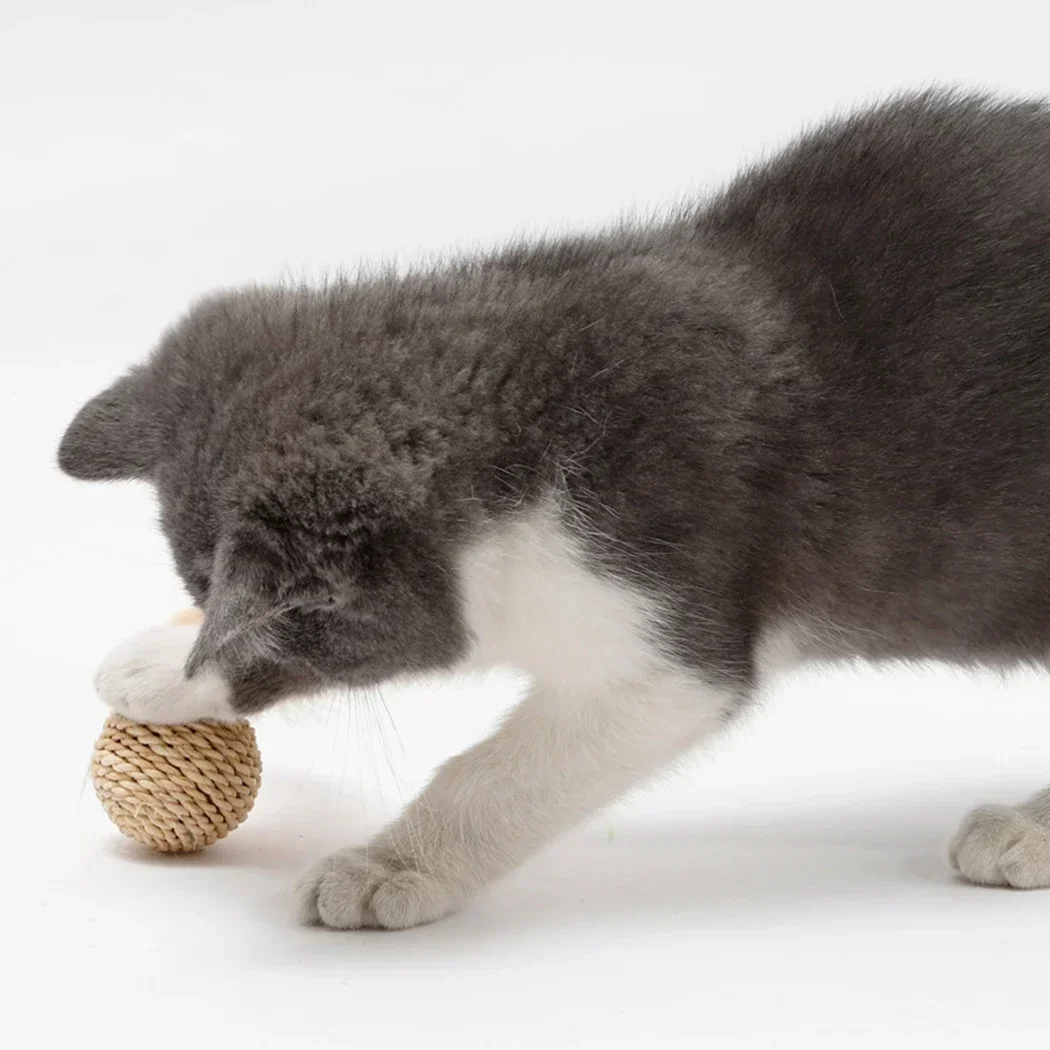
{"left": 90, "top": 608, "right": 262, "bottom": 853}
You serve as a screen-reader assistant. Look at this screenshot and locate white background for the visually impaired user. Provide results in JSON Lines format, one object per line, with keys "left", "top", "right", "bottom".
{"left": 4, "top": 2, "right": 1050, "bottom": 1047}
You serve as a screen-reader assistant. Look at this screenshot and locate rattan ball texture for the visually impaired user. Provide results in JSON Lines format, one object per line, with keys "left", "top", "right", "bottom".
{"left": 91, "top": 715, "right": 262, "bottom": 852}
{"left": 89, "top": 609, "right": 261, "bottom": 853}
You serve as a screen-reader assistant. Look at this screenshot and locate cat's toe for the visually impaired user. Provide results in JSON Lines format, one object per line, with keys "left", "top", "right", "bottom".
{"left": 368, "top": 868, "right": 460, "bottom": 930}
{"left": 295, "top": 848, "right": 391, "bottom": 928}
{"left": 295, "top": 848, "right": 458, "bottom": 930}
{"left": 949, "top": 804, "right": 1050, "bottom": 888}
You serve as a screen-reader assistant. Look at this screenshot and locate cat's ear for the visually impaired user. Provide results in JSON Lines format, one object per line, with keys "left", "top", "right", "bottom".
{"left": 184, "top": 536, "right": 282, "bottom": 677}
{"left": 57, "top": 368, "right": 163, "bottom": 480}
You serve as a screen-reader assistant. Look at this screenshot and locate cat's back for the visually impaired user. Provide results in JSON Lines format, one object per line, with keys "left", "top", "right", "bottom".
{"left": 702, "top": 90, "right": 1050, "bottom": 356}
{"left": 699, "top": 93, "right": 1050, "bottom": 662}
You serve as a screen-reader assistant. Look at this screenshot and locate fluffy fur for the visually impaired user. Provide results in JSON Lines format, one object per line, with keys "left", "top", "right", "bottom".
{"left": 61, "top": 90, "right": 1050, "bottom": 926}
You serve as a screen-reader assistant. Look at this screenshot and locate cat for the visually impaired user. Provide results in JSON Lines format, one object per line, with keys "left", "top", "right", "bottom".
{"left": 59, "top": 89, "right": 1050, "bottom": 929}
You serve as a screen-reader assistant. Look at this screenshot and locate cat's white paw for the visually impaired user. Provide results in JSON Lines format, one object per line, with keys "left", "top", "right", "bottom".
{"left": 295, "top": 847, "right": 461, "bottom": 930}
{"left": 949, "top": 804, "right": 1050, "bottom": 888}
{"left": 93, "top": 624, "right": 236, "bottom": 724}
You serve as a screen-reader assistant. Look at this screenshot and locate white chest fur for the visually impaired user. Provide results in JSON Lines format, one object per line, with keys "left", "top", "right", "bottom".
{"left": 456, "top": 501, "right": 668, "bottom": 689}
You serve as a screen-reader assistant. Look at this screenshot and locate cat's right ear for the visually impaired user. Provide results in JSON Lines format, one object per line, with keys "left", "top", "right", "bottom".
{"left": 57, "top": 368, "right": 163, "bottom": 481}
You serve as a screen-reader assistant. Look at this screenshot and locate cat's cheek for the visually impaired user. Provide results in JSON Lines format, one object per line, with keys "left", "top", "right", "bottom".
{"left": 93, "top": 624, "right": 238, "bottom": 724}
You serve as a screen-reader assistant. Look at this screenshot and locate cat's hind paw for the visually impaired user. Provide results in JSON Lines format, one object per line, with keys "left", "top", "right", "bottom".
{"left": 949, "top": 804, "right": 1050, "bottom": 889}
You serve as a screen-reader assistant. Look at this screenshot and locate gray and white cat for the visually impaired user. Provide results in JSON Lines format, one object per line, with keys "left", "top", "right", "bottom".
{"left": 60, "top": 90, "right": 1050, "bottom": 929}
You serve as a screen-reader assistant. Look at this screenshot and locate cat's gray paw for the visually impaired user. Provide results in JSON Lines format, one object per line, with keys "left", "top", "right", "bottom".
{"left": 295, "top": 847, "right": 460, "bottom": 930}
{"left": 949, "top": 804, "right": 1050, "bottom": 888}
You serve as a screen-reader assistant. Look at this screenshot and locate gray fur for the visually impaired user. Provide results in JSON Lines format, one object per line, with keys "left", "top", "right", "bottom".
{"left": 60, "top": 89, "right": 1050, "bottom": 713}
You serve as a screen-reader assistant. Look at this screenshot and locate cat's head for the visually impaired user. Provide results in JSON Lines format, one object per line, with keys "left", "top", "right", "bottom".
{"left": 57, "top": 290, "right": 468, "bottom": 698}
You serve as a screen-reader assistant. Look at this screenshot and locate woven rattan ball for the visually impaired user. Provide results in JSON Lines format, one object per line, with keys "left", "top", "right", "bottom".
{"left": 91, "top": 715, "right": 262, "bottom": 853}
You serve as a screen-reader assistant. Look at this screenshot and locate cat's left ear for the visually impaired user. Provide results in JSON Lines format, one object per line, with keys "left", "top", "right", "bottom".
{"left": 57, "top": 367, "right": 163, "bottom": 480}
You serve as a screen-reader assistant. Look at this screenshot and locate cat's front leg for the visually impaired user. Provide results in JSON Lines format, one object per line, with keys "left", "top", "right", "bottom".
{"left": 296, "top": 669, "right": 736, "bottom": 930}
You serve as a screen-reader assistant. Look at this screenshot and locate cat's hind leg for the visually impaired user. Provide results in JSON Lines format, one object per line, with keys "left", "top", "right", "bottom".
{"left": 949, "top": 788, "right": 1050, "bottom": 888}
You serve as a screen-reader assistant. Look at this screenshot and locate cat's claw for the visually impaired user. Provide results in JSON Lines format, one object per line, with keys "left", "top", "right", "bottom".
{"left": 949, "top": 804, "right": 1050, "bottom": 889}
{"left": 295, "top": 847, "right": 461, "bottom": 930}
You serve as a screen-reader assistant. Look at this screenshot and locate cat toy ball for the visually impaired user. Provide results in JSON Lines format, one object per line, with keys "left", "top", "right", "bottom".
{"left": 89, "top": 608, "right": 262, "bottom": 853}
